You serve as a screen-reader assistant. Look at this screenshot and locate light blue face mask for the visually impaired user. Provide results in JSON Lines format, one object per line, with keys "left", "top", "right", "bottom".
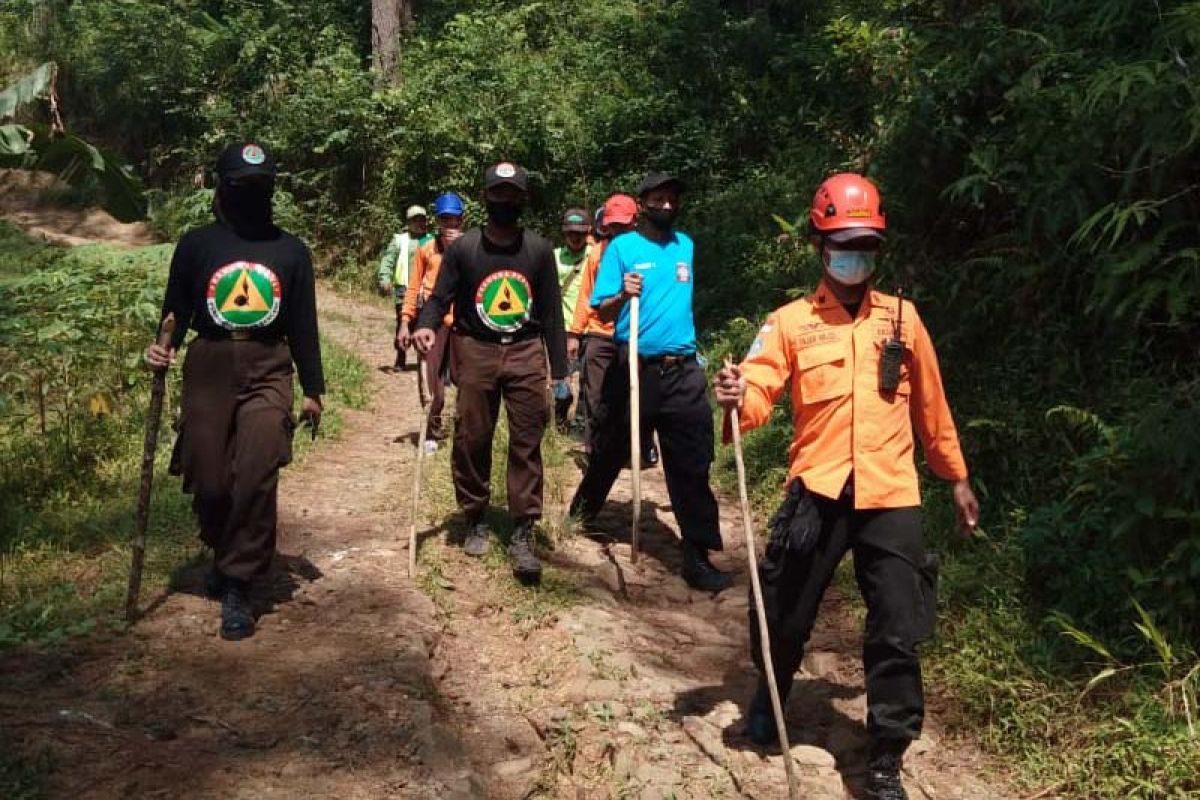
{"left": 825, "top": 249, "right": 877, "bottom": 285}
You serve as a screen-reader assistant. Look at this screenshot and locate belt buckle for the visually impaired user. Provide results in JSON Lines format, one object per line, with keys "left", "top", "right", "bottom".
{"left": 500, "top": 335, "right": 513, "bottom": 344}
{"left": 230, "top": 331, "right": 251, "bottom": 341}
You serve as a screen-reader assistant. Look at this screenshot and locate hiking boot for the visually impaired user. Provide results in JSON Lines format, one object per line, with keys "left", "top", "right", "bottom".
{"left": 507, "top": 522, "right": 543, "bottom": 584}
{"left": 463, "top": 521, "right": 491, "bottom": 557}
{"left": 745, "top": 679, "right": 783, "bottom": 746}
{"left": 865, "top": 741, "right": 909, "bottom": 800}
{"left": 641, "top": 441, "right": 659, "bottom": 469}
{"left": 681, "top": 541, "right": 733, "bottom": 593}
{"left": 219, "top": 582, "right": 255, "bottom": 641}
{"left": 203, "top": 567, "right": 227, "bottom": 599}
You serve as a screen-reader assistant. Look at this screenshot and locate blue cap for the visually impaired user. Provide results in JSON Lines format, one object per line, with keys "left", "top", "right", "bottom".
{"left": 433, "top": 192, "right": 465, "bottom": 217}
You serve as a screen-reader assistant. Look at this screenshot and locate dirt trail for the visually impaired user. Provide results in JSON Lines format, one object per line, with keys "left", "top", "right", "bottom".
{"left": 0, "top": 170, "right": 156, "bottom": 247}
{"left": 0, "top": 204, "right": 1017, "bottom": 798}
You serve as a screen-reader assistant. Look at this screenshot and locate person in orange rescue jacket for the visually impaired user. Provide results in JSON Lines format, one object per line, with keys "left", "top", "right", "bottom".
{"left": 398, "top": 191, "right": 465, "bottom": 449}
{"left": 713, "top": 173, "right": 979, "bottom": 800}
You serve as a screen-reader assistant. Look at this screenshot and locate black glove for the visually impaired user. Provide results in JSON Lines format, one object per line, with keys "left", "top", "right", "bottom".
{"left": 766, "top": 478, "right": 822, "bottom": 559}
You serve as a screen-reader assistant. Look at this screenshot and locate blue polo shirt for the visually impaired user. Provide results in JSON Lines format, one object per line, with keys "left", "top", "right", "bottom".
{"left": 591, "top": 230, "right": 696, "bottom": 357}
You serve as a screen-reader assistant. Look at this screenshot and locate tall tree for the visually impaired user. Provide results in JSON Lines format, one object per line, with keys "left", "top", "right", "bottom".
{"left": 371, "top": 0, "right": 412, "bottom": 87}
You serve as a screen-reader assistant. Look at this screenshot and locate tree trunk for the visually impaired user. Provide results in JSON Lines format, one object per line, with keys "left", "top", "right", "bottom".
{"left": 371, "top": 0, "right": 412, "bottom": 88}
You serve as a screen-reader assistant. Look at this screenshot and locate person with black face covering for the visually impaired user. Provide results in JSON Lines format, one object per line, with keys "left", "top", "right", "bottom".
{"left": 413, "top": 162, "right": 568, "bottom": 584}
{"left": 568, "top": 172, "right": 732, "bottom": 593}
{"left": 144, "top": 141, "right": 324, "bottom": 641}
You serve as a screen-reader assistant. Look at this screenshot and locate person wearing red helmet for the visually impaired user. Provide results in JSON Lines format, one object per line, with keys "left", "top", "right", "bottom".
{"left": 713, "top": 173, "right": 979, "bottom": 800}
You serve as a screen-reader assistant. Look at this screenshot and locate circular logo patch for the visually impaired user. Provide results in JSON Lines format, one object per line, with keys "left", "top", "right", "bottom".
{"left": 206, "top": 261, "right": 281, "bottom": 330}
{"left": 496, "top": 162, "right": 516, "bottom": 178}
{"left": 241, "top": 144, "right": 266, "bottom": 165}
{"left": 475, "top": 270, "right": 532, "bottom": 333}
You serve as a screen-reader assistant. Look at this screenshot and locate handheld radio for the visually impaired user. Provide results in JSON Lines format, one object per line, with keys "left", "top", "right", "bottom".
{"left": 879, "top": 288, "right": 905, "bottom": 395}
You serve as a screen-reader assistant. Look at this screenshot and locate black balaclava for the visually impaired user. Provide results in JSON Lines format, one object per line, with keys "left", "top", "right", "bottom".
{"left": 485, "top": 200, "right": 524, "bottom": 228}
{"left": 215, "top": 178, "right": 274, "bottom": 234}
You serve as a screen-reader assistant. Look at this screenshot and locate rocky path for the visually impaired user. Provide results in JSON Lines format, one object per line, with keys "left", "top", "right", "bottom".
{"left": 1, "top": 275, "right": 1017, "bottom": 798}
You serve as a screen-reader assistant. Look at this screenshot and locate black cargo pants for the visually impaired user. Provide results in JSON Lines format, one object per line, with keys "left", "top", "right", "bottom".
{"left": 752, "top": 486, "right": 928, "bottom": 744}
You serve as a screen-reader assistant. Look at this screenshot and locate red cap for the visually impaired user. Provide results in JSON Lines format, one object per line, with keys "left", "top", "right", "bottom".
{"left": 603, "top": 194, "right": 637, "bottom": 225}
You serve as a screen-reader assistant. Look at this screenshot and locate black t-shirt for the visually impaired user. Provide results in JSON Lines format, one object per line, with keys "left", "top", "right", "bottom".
{"left": 416, "top": 227, "right": 568, "bottom": 378}
{"left": 159, "top": 222, "right": 325, "bottom": 396}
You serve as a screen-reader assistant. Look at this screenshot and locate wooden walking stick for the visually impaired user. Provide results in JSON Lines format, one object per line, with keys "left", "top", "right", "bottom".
{"left": 726, "top": 359, "right": 800, "bottom": 800}
{"left": 408, "top": 354, "right": 431, "bottom": 578}
{"left": 628, "top": 295, "right": 641, "bottom": 564}
{"left": 126, "top": 313, "right": 175, "bottom": 622}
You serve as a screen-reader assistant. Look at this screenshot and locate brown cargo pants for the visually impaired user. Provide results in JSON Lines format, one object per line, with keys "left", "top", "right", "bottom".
{"left": 179, "top": 338, "right": 295, "bottom": 582}
{"left": 450, "top": 333, "right": 549, "bottom": 524}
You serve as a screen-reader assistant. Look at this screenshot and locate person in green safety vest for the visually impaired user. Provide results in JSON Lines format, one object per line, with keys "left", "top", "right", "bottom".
{"left": 553, "top": 207, "right": 593, "bottom": 431}
{"left": 377, "top": 204, "right": 434, "bottom": 370}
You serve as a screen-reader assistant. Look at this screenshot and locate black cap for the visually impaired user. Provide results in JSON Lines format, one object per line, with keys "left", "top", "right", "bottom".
{"left": 216, "top": 142, "right": 277, "bottom": 180}
{"left": 484, "top": 161, "right": 529, "bottom": 191}
{"left": 562, "top": 207, "right": 592, "bottom": 232}
{"left": 637, "top": 171, "right": 684, "bottom": 197}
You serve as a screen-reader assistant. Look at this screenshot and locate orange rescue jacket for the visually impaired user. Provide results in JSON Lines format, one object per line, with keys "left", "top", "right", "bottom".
{"left": 569, "top": 240, "right": 615, "bottom": 338}
{"left": 729, "top": 281, "right": 968, "bottom": 509}
{"left": 402, "top": 239, "right": 454, "bottom": 327}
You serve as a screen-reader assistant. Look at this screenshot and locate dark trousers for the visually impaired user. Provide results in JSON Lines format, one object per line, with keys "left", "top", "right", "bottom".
{"left": 451, "top": 333, "right": 549, "bottom": 523}
{"left": 423, "top": 326, "right": 450, "bottom": 440}
{"left": 752, "top": 490, "right": 926, "bottom": 743}
{"left": 580, "top": 335, "right": 614, "bottom": 449}
{"left": 179, "top": 339, "right": 294, "bottom": 582}
{"left": 393, "top": 299, "right": 409, "bottom": 368}
{"left": 570, "top": 349, "right": 722, "bottom": 551}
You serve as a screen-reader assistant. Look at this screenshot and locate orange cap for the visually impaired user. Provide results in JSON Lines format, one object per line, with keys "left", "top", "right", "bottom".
{"left": 809, "top": 173, "right": 886, "bottom": 241}
{"left": 603, "top": 194, "right": 638, "bottom": 225}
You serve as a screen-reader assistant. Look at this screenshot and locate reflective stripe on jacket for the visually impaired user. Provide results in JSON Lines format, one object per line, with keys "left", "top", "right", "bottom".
{"left": 729, "top": 280, "right": 968, "bottom": 509}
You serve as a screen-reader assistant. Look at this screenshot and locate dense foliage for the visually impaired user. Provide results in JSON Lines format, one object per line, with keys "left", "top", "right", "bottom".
{"left": 2, "top": 0, "right": 1199, "bottom": 794}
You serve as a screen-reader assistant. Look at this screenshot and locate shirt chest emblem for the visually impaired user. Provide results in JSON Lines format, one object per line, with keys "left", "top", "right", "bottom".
{"left": 207, "top": 261, "right": 281, "bottom": 330}
{"left": 476, "top": 270, "right": 532, "bottom": 333}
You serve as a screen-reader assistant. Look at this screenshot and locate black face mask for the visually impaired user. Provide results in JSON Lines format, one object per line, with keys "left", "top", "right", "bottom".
{"left": 216, "top": 180, "right": 274, "bottom": 231}
{"left": 643, "top": 206, "right": 676, "bottom": 230}
{"left": 485, "top": 200, "right": 524, "bottom": 228}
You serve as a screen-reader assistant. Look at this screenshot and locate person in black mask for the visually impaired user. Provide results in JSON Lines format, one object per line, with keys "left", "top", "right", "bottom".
{"left": 569, "top": 172, "right": 732, "bottom": 593}
{"left": 145, "top": 141, "right": 324, "bottom": 640}
{"left": 413, "top": 162, "right": 568, "bottom": 583}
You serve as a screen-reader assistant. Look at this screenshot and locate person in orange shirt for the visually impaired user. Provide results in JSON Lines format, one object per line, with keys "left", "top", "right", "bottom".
{"left": 398, "top": 192, "right": 465, "bottom": 449}
{"left": 714, "top": 174, "right": 979, "bottom": 800}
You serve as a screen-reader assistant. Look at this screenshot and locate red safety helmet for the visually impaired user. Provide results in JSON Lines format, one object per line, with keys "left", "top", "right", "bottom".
{"left": 809, "top": 173, "right": 886, "bottom": 244}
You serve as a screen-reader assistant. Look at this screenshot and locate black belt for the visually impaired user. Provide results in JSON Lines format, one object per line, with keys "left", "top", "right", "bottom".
{"left": 454, "top": 326, "right": 541, "bottom": 346}
{"left": 198, "top": 331, "right": 285, "bottom": 343}
{"left": 639, "top": 353, "right": 696, "bottom": 366}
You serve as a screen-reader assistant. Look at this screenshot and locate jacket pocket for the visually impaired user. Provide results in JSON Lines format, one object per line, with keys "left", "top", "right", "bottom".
{"left": 795, "top": 342, "right": 850, "bottom": 404}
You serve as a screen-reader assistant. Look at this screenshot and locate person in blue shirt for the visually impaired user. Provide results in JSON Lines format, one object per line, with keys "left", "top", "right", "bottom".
{"left": 568, "top": 172, "right": 732, "bottom": 592}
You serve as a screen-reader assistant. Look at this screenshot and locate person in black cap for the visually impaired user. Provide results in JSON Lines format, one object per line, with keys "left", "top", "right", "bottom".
{"left": 568, "top": 172, "right": 732, "bottom": 592}
{"left": 553, "top": 207, "right": 594, "bottom": 430}
{"left": 413, "top": 161, "right": 568, "bottom": 583}
{"left": 144, "top": 141, "right": 324, "bottom": 640}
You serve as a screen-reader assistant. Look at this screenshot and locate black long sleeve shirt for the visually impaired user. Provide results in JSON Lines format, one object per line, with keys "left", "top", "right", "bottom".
{"left": 415, "top": 227, "right": 568, "bottom": 379}
{"left": 159, "top": 221, "right": 326, "bottom": 396}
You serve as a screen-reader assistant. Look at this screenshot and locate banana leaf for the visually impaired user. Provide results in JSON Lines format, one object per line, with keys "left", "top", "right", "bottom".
{"left": 0, "top": 123, "right": 147, "bottom": 222}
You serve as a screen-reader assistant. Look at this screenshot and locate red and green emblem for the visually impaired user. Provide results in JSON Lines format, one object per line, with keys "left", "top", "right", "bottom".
{"left": 206, "top": 261, "right": 281, "bottom": 330}
{"left": 475, "top": 270, "right": 532, "bottom": 333}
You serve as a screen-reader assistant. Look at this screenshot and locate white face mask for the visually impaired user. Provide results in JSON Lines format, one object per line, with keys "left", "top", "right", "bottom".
{"left": 825, "top": 249, "right": 877, "bottom": 285}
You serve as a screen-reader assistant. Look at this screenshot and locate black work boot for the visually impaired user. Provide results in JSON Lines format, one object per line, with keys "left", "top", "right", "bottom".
{"left": 745, "top": 678, "right": 789, "bottom": 746}
{"left": 641, "top": 441, "right": 659, "bottom": 469}
{"left": 203, "top": 566, "right": 227, "bottom": 599}
{"left": 865, "top": 740, "right": 910, "bottom": 800}
{"left": 219, "top": 581, "right": 255, "bottom": 641}
{"left": 681, "top": 541, "right": 733, "bottom": 593}
{"left": 463, "top": 520, "right": 491, "bottom": 557}
{"left": 508, "top": 521, "right": 543, "bottom": 584}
